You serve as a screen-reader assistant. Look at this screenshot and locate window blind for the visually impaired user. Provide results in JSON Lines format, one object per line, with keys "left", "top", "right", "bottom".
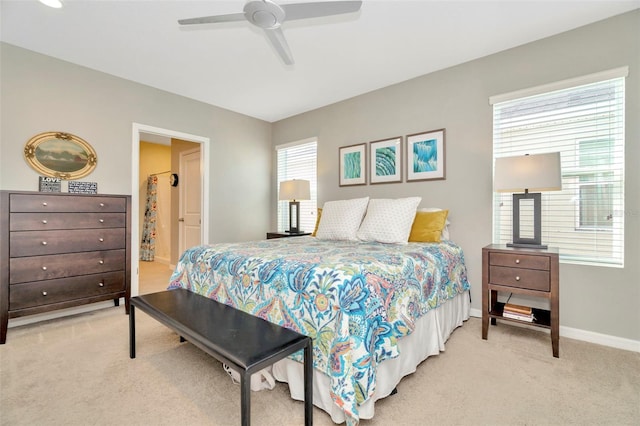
{"left": 492, "top": 75, "right": 625, "bottom": 266}
{"left": 276, "top": 139, "right": 317, "bottom": 233}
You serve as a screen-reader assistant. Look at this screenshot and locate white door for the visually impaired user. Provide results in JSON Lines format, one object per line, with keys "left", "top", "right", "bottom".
{"left": 178, "top": 148, "right": 201, "bottom": 254}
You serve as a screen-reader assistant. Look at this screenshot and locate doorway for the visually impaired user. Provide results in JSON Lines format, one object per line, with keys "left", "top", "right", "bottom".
{"left": 131, "top": 123, "right": 210, "bottom": 297}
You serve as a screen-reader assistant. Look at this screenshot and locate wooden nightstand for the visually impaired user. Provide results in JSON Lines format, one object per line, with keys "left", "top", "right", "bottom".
{"left": 482, "top": 244, "right": 560, "bottom": 357}
{"left": 266, "top": 231, "right": 312, "bottom": 240}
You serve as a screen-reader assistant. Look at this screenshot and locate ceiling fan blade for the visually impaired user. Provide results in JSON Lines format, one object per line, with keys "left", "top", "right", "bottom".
{"left": 178, "top": 13, "right": 245, "bottom": 26}
{"left": 281, "top": 1, "right": 362, "bottom": 21}
{"left": 264, "top": 27, "right": 294, "bottom": 65}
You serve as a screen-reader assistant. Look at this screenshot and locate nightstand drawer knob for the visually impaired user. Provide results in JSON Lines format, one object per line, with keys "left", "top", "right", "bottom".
{"left": 99, "top": 219, "right": 104, "bottom": 223}
{"left": 99, "top": 238, "right": 104, "bottom": 242}
{"left": 99, "top": 260, "right": 104, "bottom": 265}
{"left": 515, "top": 276, "right": 521, "bottom": 281}
{"left": 41, "top": 241, "right": 47, "bottom": 246}
{"left": 42, "top": 266, "right": 47, "bottom": 271}
{"left": 99, "top": 203, "right": 105, "bottom": 207}
{"left": 515, "top": 259, "right": 520, "bottom": 264}
{"left": 42, "top": 219, "right": 48, "bottom": 224}
{"left": 42, "top": 291, "right": 48, "bottom": 296}
{"left": 42, "top": 202, "right": 48, "bottom": 207}
{"left": 98, "top": 282, "right": 104, "bottom": 287}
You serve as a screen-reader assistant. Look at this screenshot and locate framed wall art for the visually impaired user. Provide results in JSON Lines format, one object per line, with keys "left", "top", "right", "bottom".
{"left": 339, "top": 143, "right": 367, "bottom": 186}
{"left": 406, "top": 128, "right": 446, "bottom": 182}
{"left": 23, "top": 131, "right": 97, "bottom": 180}
{"left": 369, "top": 136, "right": 402, "bottom": 184}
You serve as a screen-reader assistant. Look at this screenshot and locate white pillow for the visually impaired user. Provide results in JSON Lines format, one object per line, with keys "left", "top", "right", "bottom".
{"left": 357, "top": 197, "right": 422, "bottom": 244}
{"left": 315, "top": 197, "right": 369, "bottom": 241}
{"left": 418, "top": 207, "right": 451, "bottom": 240}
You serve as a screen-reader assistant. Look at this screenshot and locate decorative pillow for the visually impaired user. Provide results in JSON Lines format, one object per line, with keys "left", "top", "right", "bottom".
{"left": 408, "top": 209, "right": 449, "bottom": 243}
{"left": 356, "top": 197, "right": 422, "bottom": 244}
{"left": 417, "top": 207, "right": 451, "bottom": 240}
{"left": 315, "top": 197, "right": 369, "bottom": 241}
{"left": 311, "top": 208, "right": 323, "bottom": 237}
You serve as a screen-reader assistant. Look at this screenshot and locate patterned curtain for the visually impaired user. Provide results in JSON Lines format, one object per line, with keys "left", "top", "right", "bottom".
{"left": 140, "top": 176, "right": 158, "bottom": 261}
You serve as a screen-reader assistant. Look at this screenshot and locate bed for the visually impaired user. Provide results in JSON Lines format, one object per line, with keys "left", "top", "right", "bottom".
{"left": 168, "top": 234, "right": 470, "bottom": 424}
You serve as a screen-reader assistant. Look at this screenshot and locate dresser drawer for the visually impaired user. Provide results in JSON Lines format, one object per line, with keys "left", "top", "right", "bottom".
{"left": 489, "top": 266, "right": 550, "bottom": 291}
{"left": 10, "top": 194, "right": 126, "bottom": 213}
{"left": 10, "top": 228, "right": 126, "bottom": 257}
{"left": 9, "top": 250, "right": 126, "bottom": 284}
{"left": 9, "top": 271, "right": 126, "bottom": 310}
{"left": 10, "top": 212, "right": 126, "bottom": 231}
{"left": 489, "top": 252, "right": 550, "bottom": 271}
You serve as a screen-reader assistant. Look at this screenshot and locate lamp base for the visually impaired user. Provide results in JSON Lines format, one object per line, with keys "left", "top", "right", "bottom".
{"left": 507, "top": 242, "right": 548, "bottom": 250}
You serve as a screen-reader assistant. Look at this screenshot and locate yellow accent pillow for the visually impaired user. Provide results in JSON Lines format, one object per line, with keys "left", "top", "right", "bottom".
{"left": 408, "top": 209, "right": 449, "bottom": 243}
{"left": 311, "top": 207, "right": 323, "bottom": 237}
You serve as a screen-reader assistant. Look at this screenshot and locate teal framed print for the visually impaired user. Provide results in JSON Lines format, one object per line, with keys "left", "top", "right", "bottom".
{"left": 406, "top": 129, "right": 446, "bottom": 182}
{"left": 369, "top": 136, "right": 402, "bottom": 184}
{"left": 339, "top": 143, "right": 366, "bottom": 186}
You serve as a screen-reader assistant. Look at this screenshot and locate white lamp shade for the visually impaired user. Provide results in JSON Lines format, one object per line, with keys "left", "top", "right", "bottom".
{"left": 494, "top": 152, "right": 562, "bottom": 193}
{"left": 278, "top": 179, "right": 310, "bottom": 201}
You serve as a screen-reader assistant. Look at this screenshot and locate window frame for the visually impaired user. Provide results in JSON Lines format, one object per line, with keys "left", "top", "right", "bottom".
{"left": 490, "top": 68, "right": 627, "bottom": 267}
{"left": 275, "top": 138, "right": 318, "bottom": 234}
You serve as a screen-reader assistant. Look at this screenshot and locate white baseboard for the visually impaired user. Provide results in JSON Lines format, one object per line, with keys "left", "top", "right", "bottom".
{"left": 469, "top": 308, "right": 639, "bottom": 353}
{"left": 10, "top": 305, "right": 639, "bottom": 353}
{"left": 7, "top": 299, "right": 124, "bottom": 329}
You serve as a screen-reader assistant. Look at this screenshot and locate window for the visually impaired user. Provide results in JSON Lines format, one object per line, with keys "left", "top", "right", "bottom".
{"left": 276, "top": 139, "right": 317, "bottom": 233}
{"left": 491, "top": 68, "right": 626, "bottom": 266}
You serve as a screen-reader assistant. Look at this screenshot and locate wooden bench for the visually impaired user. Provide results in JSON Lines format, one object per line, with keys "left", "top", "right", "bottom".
{"left": 129, "top": 288, "right": 313, "bottom": 426}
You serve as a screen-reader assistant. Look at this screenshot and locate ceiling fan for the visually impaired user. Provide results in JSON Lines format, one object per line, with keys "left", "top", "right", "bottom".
{"left": 178, "top": 0, "right": 363, "bottom": 65}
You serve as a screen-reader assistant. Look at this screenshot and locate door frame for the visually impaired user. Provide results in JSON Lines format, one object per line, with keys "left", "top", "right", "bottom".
{"left": 131, "top": 123, "right": 210, "bottom": 297}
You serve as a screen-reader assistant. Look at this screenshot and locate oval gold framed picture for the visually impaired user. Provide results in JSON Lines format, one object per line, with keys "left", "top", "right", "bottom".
{"left": 23, "top": 132, "right": 97, "bottom": 180}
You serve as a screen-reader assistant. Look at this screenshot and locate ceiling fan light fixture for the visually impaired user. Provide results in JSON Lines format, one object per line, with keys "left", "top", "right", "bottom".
{"left": 244, "top": 0, "right": 285, "bottom": 29}
{"left": 39, "top": 0, "right": 63, "bottom": 8}
{"left": 178, "top": 0, "right": 363, "bottom": 65}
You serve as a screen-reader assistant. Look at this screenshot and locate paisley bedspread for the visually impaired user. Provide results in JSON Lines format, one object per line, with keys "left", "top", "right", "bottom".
{"left": 168, "top": 236, "right": 470, "bottom": 424}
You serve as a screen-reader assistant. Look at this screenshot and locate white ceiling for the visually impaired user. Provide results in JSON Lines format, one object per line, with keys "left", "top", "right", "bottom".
{"left": 2, "top": 1, "right": 638, "bottom": 122}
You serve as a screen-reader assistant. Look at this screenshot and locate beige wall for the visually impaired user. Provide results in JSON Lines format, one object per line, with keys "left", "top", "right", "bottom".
{"left": 271, "top": 10, "right": 640, "bottom": 342}
{"left": 0, "top": 43, "right": 273, "bottom": 247}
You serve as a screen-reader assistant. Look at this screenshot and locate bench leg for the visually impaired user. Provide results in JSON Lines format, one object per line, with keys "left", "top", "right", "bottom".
{"left": 304, "top": 338, "right": 313, "bottom": 426}
{"left": 240, "top": 371, "right": 251, "bottom": 426}
{"left": 129, "top": 304, "right": 136, "bottom": 359}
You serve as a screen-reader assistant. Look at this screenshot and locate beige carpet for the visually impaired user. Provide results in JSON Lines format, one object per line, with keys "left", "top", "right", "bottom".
{"left": 1, "top": 262, "right": 638, "bottom": 425}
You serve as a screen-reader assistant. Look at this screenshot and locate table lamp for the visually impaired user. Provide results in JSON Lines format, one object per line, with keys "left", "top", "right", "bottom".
{"left": 278, "top": 179, "right": 310, "bottom": 233}
{"left": 494, "top": 152, "right": 562, "bottom": 249}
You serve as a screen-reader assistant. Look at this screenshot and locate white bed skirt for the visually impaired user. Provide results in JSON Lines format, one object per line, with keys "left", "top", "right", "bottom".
{"left": 271, "top": 290, "right": 471, "bottom": 423}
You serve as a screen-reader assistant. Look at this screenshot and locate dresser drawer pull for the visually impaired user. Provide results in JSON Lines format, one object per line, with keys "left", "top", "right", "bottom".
{"left": 42, "top": 291, "right": 48, "bottom": 296}
{"left": 515, "top": 259, "right": 520, "bottom": 264}
{"left": 515, "top": 276, "right": 521, "bottom": 281}
{"left": 42, "top": 202, "right": 48, "bottom": 207}
{"left": 99, "top": 203, "right": 105, "bottom": 207}
{"left": 99, "top": 260, "right": 104, "bottom": 265}
{"left": 99, "top": 238, "right": 104, "bottom": 242}
{"left": 41, "top": 241, "right": 48, "bottom": 246}
{"left": 42, "top": 266, "right": 47, "bottom": 271}
{"left": 99, "top": 219, "right": 105, "bottom": 223}
{"left": 98, "top": 282, "right": 104, "bottom": 287}
{"left": 42, "top": 219, "right": 48, "bottom": 224}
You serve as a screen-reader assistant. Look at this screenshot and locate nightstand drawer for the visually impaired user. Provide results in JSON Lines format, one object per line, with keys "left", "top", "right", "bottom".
{"left": 489, "top": 252, "right": 550, "bottom": 270}
{"left": 489, "top": 266, "right": 550, "bottom": 291}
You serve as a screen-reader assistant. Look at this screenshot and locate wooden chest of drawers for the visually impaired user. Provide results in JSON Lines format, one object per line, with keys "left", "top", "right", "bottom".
{"left": 481, "top": 244, "right": 560, "bottom": 357}
{"left": 1, "top": 191, "right": 131, "bottom": 343}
